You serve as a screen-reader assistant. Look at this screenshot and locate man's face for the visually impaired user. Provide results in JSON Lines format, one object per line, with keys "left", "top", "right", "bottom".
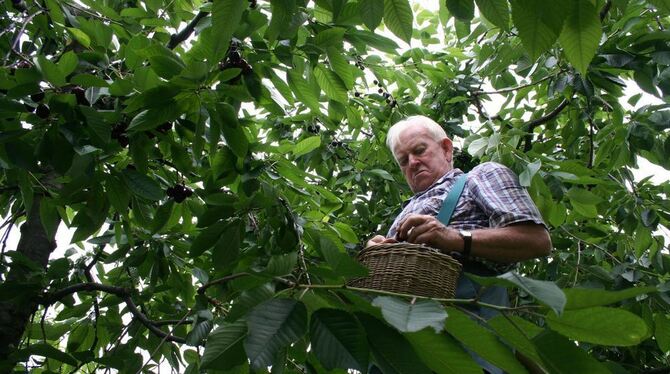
{"left": 393, "top": 125, "right": 453, "bottom": 193}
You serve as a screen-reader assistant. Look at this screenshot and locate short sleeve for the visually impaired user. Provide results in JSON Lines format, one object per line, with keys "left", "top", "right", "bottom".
{"left": 468, "top": 163, "right": 546, "bottom": 228}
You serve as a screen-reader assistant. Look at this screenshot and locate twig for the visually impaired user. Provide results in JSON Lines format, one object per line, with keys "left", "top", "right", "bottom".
{"left": 573, "top": 241, "right": 581, "bottom": 287}
{"left": 136, "top": 309, "right": 191, "bottom": 374}
{"left": 274, "top": 277, "right": 543, "bottom": 312}
{"left": 167, "top": 11, "right": 209, "bottom": 49}
{"left": 84, "top": 246, "right": 104, "bottom": 351}
{"left": 8, "top": 10, "right": 43, "bottom": 60}
{"left": 523, "top": 98, "right": 570, "bottom": 152}
{"left": 560, "top": 227, "right": 621, "bottom": 264}
{"left": 124, "top": 296, "right": 187, "bottom": 344}
{"left": 587, "top": 117, "right": 595, "bottom": 169}
{"left": 600, "top": 0, "right": 612, "bottom": 21}
{"left": 473, "top": 73, "right": 561, "bottom": 96}
{"left": 197, "top": 272, "right": 251, "bottom": 295}
{"left": 150, "top": 319, "right": 194, "bottom": 326}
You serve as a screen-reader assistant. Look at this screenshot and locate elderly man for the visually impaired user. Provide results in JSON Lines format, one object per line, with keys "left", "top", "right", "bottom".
{"left": 366, "top": 115, "right": 552, "bottom": 372}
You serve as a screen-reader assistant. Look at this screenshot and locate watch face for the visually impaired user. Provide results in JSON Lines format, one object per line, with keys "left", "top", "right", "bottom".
{"left": 459, "top": 230, "right": 472, "bottom": 238}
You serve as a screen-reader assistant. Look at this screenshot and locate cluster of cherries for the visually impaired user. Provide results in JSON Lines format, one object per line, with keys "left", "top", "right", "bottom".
{"left": 166, "top": 183, "right": 193, "bottom": 203}
{"left": 353, "top": 80, "right": 397, "bottom": 108}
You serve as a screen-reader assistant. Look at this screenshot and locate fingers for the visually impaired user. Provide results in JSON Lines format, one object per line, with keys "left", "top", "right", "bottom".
{"left": 396, "top": 214, "right": 434, "bottom": 241}
{"left": 365, "top": 235, "right": 388, "bottom": 247}
{"left": 397, "top": 214, "right": 445, "bottom": 246}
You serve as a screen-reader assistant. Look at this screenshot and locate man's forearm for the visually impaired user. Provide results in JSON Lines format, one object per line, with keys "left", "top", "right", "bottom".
{"left": 460, "top": 223, "right": 552, "bottom": 263}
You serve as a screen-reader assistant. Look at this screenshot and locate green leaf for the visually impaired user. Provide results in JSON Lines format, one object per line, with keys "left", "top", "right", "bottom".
{"left": 383, "top": 0, "right": 414, "bottom": 44}
{"left": 293, "top": 136, "right": 321, "bottom": 157}
{"left": 20, "top": 343, "right": 78, "bottom": 366}
{"left": 326, "top": 47, "right": 354, "bottom": 89}
{"left": 649, "top": 0, "right": 670, "bottom": 14}
{"left": 511, "top": 0, "right": 565, "bottom": 60}
{"left": 67, "top": 27, "right": 92, "bottom": 48}
{"left": 211, "top": 0, "right": 247, "bottom": 61}
{"left": 265, "top": 252, "right": 298, "bottom": 276}
{"left": 519, "top": 159, "right": 541, "bottom": 187}
{"left": 357, "top": 313, "right": 432, "bottom": 374}
{"left": 405, "top": 329, "right": 481, "bottom": 374}
{"left": 558, "top": 0, "right": 601, "bottom": 75}
{"left": 287, "top": 70, "right": 321, "bottom": 113}
{"left": 121, "top": 169, "right": 163, "bottom": 201}
{"left": 371, "top": 296, "right": 447, "bottom": 333}
{"left": 469, "top": 272, "right": 566, "bottom": 315}
{"left": 345, "top": 29, "right": 400, "bottom": 53}
{"left": 563, "top": 286, "right": 657, "bottom": 310}
{"left": 655, "top": 313, "right": 670, "bottom": 353}
{"left": 310, "top": 308, "right": 369, "bottom": 371}
{"left": 186, "top": 319, "right": 213, "bottom": 346}
{"left": 212, "top": 220, "right": 241, "bottom": 269}
{"left": 227, "top": 283, "right": 275, "bottom": 322}
{"left": 190, "top": 220, "right": 227, "bottom": 258}
{"left": 488, "top": 315, "right": 543, "bottom": 365}
{"left": 34, "top": 55, "right": 66, "bottom": 87}
{"left": 533, "top": 330, "right": 611, "bottom": 374}
{"left": 444, "top": 307, "right": 527, "bottom": 374}
{"left": 546, "top": 307, "right": 650, "bottom": 346}
{"left": 474, "top": 0, "right": 510, "bottom": 30}
{"left": 244, "top": 298, "right": 307, "bottom": 370}
{"left": 70, "top": 73, "right": 109, "bottom": 87}
{"left": 318, "top": 235, "right": 368, "bottom": 278}
{"left": 313, "top": 65, "right": 349, "bottom": 104}
{"left": 446, "top": 0, "right": 475, "bottom": 21}
{"left": 148, "top": 55, "right": 185, "bottom": 79}
{"left": 201, "top": 320, "right": 248, "bottom": 370}
{"left": 215, "top": 103, "right": 248, "bottom": 159}
{"left": 359, "top": 0, "right": 384, "bottom": 30}
{"left": 58, "top": 51, "right": 79, "bottom": 76}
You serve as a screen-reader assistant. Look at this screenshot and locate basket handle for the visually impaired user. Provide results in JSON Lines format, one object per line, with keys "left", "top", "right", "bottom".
{"left": 436, "top": 173, "right": 468, "bottom": 225}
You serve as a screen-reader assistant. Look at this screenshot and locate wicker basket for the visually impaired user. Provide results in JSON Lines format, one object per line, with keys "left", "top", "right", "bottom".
{"left": 348, "top": 243, "right": 462, "bottom": 299}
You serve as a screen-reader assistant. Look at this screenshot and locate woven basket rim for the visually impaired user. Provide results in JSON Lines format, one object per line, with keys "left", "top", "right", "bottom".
{"left": 358, "top": 242, "right": 463, "bottom": 269}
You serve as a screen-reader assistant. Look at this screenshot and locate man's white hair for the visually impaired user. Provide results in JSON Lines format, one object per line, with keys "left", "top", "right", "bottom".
{"left": 386, "top": 115, "right": 448, "bottom": 160}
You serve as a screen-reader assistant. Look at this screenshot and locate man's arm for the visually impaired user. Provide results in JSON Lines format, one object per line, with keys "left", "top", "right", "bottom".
{"left": 396, "top": 214, "right": 551, "bottom": 263}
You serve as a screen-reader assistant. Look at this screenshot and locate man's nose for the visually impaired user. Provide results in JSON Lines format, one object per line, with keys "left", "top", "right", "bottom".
{"left": 408, "top": 154, "right": 420, "bottom": 168}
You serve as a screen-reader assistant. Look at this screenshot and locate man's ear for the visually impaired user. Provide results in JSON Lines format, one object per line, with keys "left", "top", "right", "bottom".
{"left": 440, "top": 137, "right": 453, "bottom": 161}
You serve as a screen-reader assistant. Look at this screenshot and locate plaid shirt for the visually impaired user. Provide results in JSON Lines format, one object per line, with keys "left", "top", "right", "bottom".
{"left": 387, "top": 162, "right": 546, "bottom": 273}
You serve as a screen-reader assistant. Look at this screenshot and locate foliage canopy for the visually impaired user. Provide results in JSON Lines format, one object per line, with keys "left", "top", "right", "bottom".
{"left": 1, "top": 0, "right": 670, "bottom": 372}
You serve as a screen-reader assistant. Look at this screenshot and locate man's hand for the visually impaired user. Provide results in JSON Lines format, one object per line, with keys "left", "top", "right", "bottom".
{"left": 365, "top": 235, "right": 398, "bottom": 248}
{"left": 397, "top": 214, "right": 552, "bottom": 263}
{"left": 396, "top": 214, "right": 460, "bottom": 252}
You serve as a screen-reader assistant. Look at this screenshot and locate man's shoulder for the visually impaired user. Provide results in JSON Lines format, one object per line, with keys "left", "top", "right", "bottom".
{"left": 468, "top": 161, "right": 513, "bottom": 178}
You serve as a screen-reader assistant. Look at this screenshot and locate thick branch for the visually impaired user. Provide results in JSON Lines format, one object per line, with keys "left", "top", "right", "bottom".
{"left": 0, "top": 195, "right": 58, "bottom": 360}
{"left": 167, "top": 11, "right": 209, "bottom": 50}
{"left": 523, "top": 98, "right": 570, "bottom": 152}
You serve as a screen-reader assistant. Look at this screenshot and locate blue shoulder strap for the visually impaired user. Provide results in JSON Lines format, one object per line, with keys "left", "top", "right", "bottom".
{"left": 436, "top": 173, "right": 468, "bottom": 226}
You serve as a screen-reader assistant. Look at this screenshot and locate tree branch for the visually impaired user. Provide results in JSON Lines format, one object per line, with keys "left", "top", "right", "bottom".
{"left": 123, "top": 296, "right": 186, "bottom": 344}
{"left": 523, "top": 98, "right": 570, "bottom": 152}
{"left": 40, "top": 282, "right": 187, "bottom": 344}
{"left": 167, "top": 11, "right": 209, "bottom": 50}
{"left": 600, "top": 0, "right": 612, "bottom": 21}
{"left": 197, "top": 272, "right": 251, "bottom": 295}
{"left": 472, "top": 72, "right": 562, "bottom": 96}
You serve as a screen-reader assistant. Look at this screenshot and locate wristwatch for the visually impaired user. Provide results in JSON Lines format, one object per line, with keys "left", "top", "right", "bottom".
{"left": 458, "top": 230, "right": 472, "bottom": 258}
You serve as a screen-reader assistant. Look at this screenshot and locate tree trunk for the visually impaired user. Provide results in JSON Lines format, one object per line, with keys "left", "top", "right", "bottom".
{"left": 0, "top": 195, "right": 58, "bottom": 362}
